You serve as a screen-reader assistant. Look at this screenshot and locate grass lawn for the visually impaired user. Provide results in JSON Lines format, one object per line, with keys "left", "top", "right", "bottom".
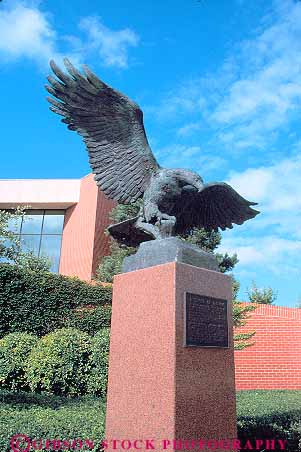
{"left": 0, "top": 390, "right": 300, "bottom": 451}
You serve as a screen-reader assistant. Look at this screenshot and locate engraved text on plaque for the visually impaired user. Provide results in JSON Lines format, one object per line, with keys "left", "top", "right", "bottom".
{"left": 185, "top": 293, "right": 228, "bottom": 347}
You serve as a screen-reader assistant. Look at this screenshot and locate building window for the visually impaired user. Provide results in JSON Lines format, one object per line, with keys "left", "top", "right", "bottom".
{"left": 9, "top": 209, "right": 65, "bottom": 273}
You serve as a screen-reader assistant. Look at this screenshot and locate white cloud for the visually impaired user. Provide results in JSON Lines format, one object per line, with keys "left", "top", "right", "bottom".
{"left": 0, "top": 2, "right": 139, "bottom": 69}
{"left": 0, "top": 4, "right": 58, "bottom": 64}
{"left": 227, "top": 155, "right": 301, "bottom": 214}
{"left": 157, "top": 144, "right": 202, "bottom": 168}
{"left": 152, "top": 80, "right": 209, "bottom": 121}
{"left": 211, "top": 0, "right": 301, "bottom": 149}
{"left": 79, "top": 17, "right": 139, "bottom": 68}
{"left": 152, "top": 0, "right": 301, "bottom": 153}
{"left": 177, "top": 122, "right": 202, "bottom": 137}
{"left": 220, "top": 236, "right": 301, "bottom": 275}
{"left": 219, "top": 154, "right": 301, "bottom": 275}
{"left": 157, "top": 144, "right": 226, "bottom": 176}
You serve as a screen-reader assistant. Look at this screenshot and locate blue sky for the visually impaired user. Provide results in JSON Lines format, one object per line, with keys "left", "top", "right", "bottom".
{"left": 0, "top": 0, "right": 300, "bottom": 306}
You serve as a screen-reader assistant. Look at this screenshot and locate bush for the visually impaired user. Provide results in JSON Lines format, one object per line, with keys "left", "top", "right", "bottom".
{"left": 0, "top": 390, "right": 105, "bottom": 452}
{"left": 237, "top": 390, "right": 301, "bottom": 451}
{"left": 87, "top": 328, "right": 110, "bottom": 396}
{"left": 0, "top": 333, "right": 38, "bottom": 391}
{"left": 26, "top": 328, "right": 92, "bottom": 397}
{"left": 67, "top": 305, "right": 112, "bottom": 336}
{"left": 0, "top": 263, "right": 112, "bottom": 337}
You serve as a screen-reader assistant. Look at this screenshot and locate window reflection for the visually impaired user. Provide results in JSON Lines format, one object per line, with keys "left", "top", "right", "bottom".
{"left": 20, "top": 235, "right": 40, "bottom": 255}
{"left": 5, "top": 209, "right": 65, "bottom": 273}
{"left": 43, "top": 211, "right": 65, "bottom": 234}
{"left": 21, "top": 210, "right": 44, "bottom": 234}
{"left": 40, "top": 235, "right": 62, "bottom": 272}
{"left": 7, "top": 216, "right": 22, "bottom": 234}
{"left": 0, "top": 238, "right": 15, "bottom": 263}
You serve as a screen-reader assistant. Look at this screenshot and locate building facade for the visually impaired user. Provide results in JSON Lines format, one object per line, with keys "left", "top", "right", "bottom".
{"left": 234, "top": 303, "right": 301, "bottom": 390}
{"left": 0, "top": 174, "right": 116, "bottom": 280}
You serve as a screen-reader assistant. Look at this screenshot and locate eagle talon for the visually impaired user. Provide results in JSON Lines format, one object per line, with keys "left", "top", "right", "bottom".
{"left": 155, "top": 213, "right": 176, "bottom": 225}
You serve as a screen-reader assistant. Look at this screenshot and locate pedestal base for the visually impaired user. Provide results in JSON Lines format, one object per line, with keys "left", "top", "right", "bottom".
{"left": 105, "top": 262, "right": 237, "bottom": 452}
{"left": 122, "top": 237, "right": 219, "bottom": 273}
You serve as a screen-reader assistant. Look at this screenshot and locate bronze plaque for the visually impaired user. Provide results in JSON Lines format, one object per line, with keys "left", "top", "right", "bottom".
{"left": 185, "top": 292, "right": 228, "bottom": 347}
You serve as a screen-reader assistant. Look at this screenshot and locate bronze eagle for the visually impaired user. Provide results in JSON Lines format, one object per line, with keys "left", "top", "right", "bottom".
{"left": 46, "top": 59, "right": 259, "bottom": 247}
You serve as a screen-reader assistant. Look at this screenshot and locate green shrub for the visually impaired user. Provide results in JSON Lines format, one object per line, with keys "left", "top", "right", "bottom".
{"left": 26, "top": 328, "right": 92, "bottom": 397}
{"left": 0, "top": 263, "right": 112, "bottom": 337}
{"left": 67, "top": 305, "right": 112, "bottom": 336}
{"left": 0, "top": 389, "right": 300, "bottom": 452}
{"left": 87, "top": 328, "right": 110, "bottom": 396}
{"left": 0, "top": 390, "right": 105, "bottom": 452}
{"left": 237, "top": 390, "right": 301, "bottom": 451}
{"left": 0, "top": 333, "right": 38, "bottom": 391}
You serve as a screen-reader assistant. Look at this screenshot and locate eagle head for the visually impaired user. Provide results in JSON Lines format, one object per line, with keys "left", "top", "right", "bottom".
{"left": 172, "top": 169, "right": 204, "bottom": 193}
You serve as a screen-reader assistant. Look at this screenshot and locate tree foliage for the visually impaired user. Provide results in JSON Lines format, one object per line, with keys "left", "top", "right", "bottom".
{"left": 0, "top": 208, "right": 25, "bottom": 262}
{"left": 247, "top": 281, "right": 277, "bottom": 304}
{"left": 97, "top": 202, "right": 258, "bottom": 349}
{"left": 96, "top": 241, "right": 136, "bottom": 283}
{"left": 0, "top": 208, "right": 51, "bottom": 272}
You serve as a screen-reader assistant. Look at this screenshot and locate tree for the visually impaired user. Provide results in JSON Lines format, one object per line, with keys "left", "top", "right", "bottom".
{"left": 0, "top": 208, "right": 51, "bottom": 272}
{"left": 0, "top": 208, "right": 24, "bottom": 262}
{"left": 232, "top": 278, "right": 256, "bottom": 350}
{"left": 247, "top": 281, "right": 277, "bottom": 304}
{"left": 97, "top": 202, "right": 257, "bottom": 350}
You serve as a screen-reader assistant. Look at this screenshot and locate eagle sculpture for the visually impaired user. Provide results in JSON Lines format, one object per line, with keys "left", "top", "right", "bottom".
{"left": 46, "top": 59, "right": 259, "bottom": 247}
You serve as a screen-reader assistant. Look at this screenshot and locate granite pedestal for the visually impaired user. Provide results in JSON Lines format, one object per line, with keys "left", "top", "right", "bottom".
{"left": 105, "top": 241, "right": 237, "bottom": 452}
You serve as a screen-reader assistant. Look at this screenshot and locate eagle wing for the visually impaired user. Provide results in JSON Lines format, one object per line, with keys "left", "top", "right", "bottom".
{"left": 175, "top": 182, "right": 260, "bottom": 233}
{"left": 46, "top": 59, "right": 159, "bottom": 203}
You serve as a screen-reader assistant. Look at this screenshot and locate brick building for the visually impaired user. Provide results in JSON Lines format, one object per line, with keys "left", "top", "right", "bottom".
{"left": 0, "top": 174, "right": 116, "bottom": 280}
{"left": 234, "top": 303, "right": 301, "bottom": 390}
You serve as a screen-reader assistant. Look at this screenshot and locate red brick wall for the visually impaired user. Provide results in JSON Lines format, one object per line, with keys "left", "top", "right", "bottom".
{"left": 60, "top": 174, "right": 116, "bottom": 281}
{"left": 234, "top": 304, "right": 301, "bottom": 390}
{"left": 92, "top": 182, "right": 117, "bottom": 275}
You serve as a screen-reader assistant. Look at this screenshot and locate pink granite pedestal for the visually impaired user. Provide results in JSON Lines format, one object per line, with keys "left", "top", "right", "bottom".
{"left": 105, "top": 262, "right": 237, "bottom": 452}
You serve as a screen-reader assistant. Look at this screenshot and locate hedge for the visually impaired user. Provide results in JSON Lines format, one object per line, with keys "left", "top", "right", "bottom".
{"left": 0, "top": 263, "right": 112, "bottom": 337}
{"left": 0, "top": 391, "right": 105, "bottom": 452}
{"left": 236, "top": 390, "right": 301, "bottom": 451}
{"left": 66, "top": 305, "right": 112, "bottom": 336}
{"left": 0, "top": 328, "right": 110, "bottom": 397}
{"left": 0, "top": 390, "right": 300, "bottom": 452}
{"left": 26, "top": 328, "right": 92, "bottom": 397}
{"left": 0, "top": 333, "right": 38, "bottom": 391}
{"left": 87, "top": 329, "right": 110, "bottom": 397}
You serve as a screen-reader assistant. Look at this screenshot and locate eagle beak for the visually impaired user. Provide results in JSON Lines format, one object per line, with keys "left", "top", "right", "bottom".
{"left": 182, "top": 184, "right": 198, "bottom": 193}
{"left": 194, "top": 181, "right": 204, "bottom": 192}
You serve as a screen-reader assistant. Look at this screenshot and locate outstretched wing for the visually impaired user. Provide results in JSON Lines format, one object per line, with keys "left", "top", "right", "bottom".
{"left": 175, "top": 182, "right": 260, "bottom": 233}
{"left": 46, "top": 59, "right": 159, "bottom": 203}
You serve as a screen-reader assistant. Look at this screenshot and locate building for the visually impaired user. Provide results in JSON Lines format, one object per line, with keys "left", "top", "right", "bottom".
{"left": 234, "top": 303, "right": 301, "bottom": 390}
{"left": 0, "top": 174, "right": 116, "bottom": 280}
